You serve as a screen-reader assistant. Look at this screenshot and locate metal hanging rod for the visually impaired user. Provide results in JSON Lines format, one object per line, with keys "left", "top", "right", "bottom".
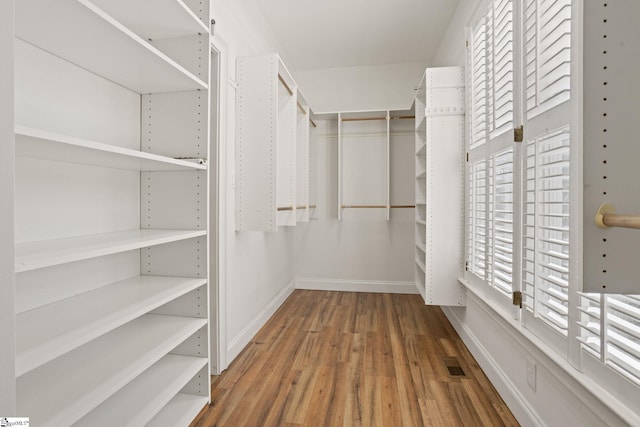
{"left": 595, "top": 204, "right": 640, "bottom": 229}
{"left": 341, "top": 205, "right": 415, "bottom": 209}
{"left": 341, "top": 116, "right": 415, "bottom": 122}
{"left": 278, "top": 74, "right": 294, "bottom": 96}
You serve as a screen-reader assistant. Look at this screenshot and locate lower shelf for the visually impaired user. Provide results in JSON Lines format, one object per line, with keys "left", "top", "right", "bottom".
{"left": 147, "top": 393, "right": 209, "bottom": 427}
{"left": 17, "top": 314, "right": 207, "bottom": 427}
{"left": 415, "top": 256, "right": 426, "bottom": 273}
{"left": 76, "top": 355, "right": 208, "bottom": 427}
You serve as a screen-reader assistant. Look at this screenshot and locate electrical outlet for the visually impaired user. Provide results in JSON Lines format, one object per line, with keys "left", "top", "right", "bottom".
{"left": 526, "top": 356, "right": 537, "bottom": 392}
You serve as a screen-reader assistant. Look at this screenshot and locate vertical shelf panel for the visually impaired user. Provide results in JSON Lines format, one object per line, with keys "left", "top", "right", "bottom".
{"left": 236, "top": 53, "right": 300, "bottom": 231}
{"left": 582, "top": 0, "right": 640, "bottom": 293}
{"left": 296, "top": 92, "right": 310, "bottom": 223}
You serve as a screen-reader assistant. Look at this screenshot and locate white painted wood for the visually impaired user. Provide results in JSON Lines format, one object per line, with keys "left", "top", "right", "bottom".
{"left": 236, "top": 53, "right": 300, "bottom": 231}
{"left": 15, "top": 126, "right": 206, "bottom": 171}
{"left": 295, "top": 278, "right": 419, "bottom": 294}
{"left": 76, "top": 355, "right": 207, "bottom": 427}
{"left": 147, "top": 393, "right": 209, "bottom": 427}
{"left": 17, "top": 314, "right": 207, "bottom": 426}
{"left": 15, "top": 0, "right": 207, "bottom": 94}
{"left": 15, "top": 39, "right": 140, "bottom": 150}
{"left": 16, "top": 276, "right": 206, "bottom": 376}
{"left": 0, "top": 0, "right": 16, "bottom": 415}
{"left": 417, "top": 67, "right": 466, "bottom": 306}
{"left": 88, "top": 0, "right": 208, "bottom": 38}
{"left": 15, "top": 229, "right": 207, "bottom": 273}
{"left": 582, "top": 0, "right": 640, "bottom": 294}
{"left": 151, "top": 34, "right": 209, "bottom": 84}
{"left": 296, "top": 92, "right": 310, "bottom": 223}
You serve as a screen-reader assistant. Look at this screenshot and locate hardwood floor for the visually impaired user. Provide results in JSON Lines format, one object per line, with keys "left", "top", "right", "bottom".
{"left": 193, "top": 290, "right": 519, "bottom": 427}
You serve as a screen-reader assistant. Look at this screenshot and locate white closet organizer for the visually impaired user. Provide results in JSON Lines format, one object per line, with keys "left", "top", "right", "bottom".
{"left": 309, "top": 112, "right": 319, "bottom": 220}
{"left": 296, "top": 91, "right": 311, "bottom": 223}
{"left": 10, "top": 0, "right": 211, "bottom": 425}
{"left": 236, "top": 53, "right": 300, "bottom": 231}
{"left": 414, "top": 67, "right": 466, "bottom": 306}
{"left": 338, "top": 110, "right": 415, "bottom": 221}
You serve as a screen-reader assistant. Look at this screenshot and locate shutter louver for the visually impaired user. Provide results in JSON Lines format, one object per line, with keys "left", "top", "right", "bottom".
{"left": 469, "top": 161, "right": 488, "bottom": 279}
{"left": 471, "top": 21, "right": 488, "bottom": 150}
{"left": 606, "top": 295, "right": 640, "bottom": 385}
{"left": 490, "top": 148, "right": 514, "bottom": 297}
{"left": 525, "top": 0, "right": 572, "bottom": 119}
{"left": 488, "top": 0, "right": 514, "bottom": 135}
{"left": 524, "top": 129, "right": 570, "bottom": 334}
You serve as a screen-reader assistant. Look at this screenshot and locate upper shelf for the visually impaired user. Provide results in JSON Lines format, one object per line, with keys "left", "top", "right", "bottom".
{"left": 15, "top": 229, "right": 207, "bottom": 273}
{"left": 15, "top": 126, "right": 207, "bottom": 171}
{"left": 15, "top": 0, "right": 207, "bottom": 93}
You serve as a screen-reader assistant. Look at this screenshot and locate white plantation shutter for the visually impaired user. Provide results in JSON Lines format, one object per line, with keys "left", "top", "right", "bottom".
{"left": 488, "top": 0, "right": 514, "bottom": 135}
{"left": 470, "top": 21, "right": 487, "bottom": 150}
{"left": 490, "top": 148, "right": 514, "bottom": 297}
{"left": 524, "top": 0, "right": 572, "bottom": 119}
{"left": 579, "top": 294, "right": 640, "bottom": 386}
{"left": 523, "top": 129, "right": 570, "bottom": 334}
{"left": 467, "top": 160, "right": 488, "bottom": 279}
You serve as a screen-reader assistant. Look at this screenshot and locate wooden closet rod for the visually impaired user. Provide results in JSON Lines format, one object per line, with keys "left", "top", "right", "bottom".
{"left": 297, "top": 101, "right": 307, "bottom": 114}
{"left": 295, "top": 205, "right": 318, "bottom": 209}
{"left": 341, "top": 205, "right": 416, "bottom": 209}
{"left": 341, "top": 115, "right": 415, "bottom": 122}
{"left": 595, "top": 204, "right": 640, "bottom": 229}
{"left": 310, "top": 119, "right": 317, "bottom": 128}
{"left": 277, "top": 206, "right": 294, "bottom": 211}
{"left": 278, "top": 74, "right": 294, "bottom": 96}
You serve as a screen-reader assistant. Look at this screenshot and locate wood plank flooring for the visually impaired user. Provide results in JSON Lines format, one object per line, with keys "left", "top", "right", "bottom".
{"left": 193, "top": 290, "right": 519, "bottom": 427}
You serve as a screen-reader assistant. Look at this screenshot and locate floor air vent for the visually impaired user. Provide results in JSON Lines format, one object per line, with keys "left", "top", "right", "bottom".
{"left": 443, "top": 356, "right": 467, "bottom": 378}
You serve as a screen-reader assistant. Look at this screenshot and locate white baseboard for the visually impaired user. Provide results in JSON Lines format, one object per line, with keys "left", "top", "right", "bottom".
{"left": 442, "top": 305, "right": 544, "bottom": 427}
{"left": 226, "top": 279, "right": 295, "bottom": 363}
{"left": 295, "top": 277, "right": 418, "bottom": 294}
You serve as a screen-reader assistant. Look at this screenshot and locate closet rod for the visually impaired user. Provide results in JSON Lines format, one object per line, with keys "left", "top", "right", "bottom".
{"left": 295, "top": 204, "right": 317, "bottom": 209}
{"left": 310, "top": 119, "right": 317, "bottom": 128}
{"left": 341, "top": 115, "right": 415, "bottom": 122}
{"left": 341, "top": 205, "right": 416, "bottom": 209}
{"left": 297, "top": 101, "right": 307, "bottom": 114}
{"left": 277, "top": 206, "right": 294, "bottom": 211}
{"left": 595, "top": 204, "right": 640, "bottom": 229}
{"left": 278, "top": 74, "right": 294, "bottom": 96}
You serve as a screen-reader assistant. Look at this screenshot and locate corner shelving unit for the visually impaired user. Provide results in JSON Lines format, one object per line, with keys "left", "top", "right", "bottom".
{"left": 414, "top": 67, "right": 466, "bottom": 306}
{"left": 236, "top": 53, "right": 299, "bottom": 231}
{"left": 9, "top": 0, "right": 212, "bottom": 424}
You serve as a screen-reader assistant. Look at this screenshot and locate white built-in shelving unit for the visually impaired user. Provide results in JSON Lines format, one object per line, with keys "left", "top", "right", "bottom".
{"left": 414, "top": 67, "right": 466, "bottom": 306}
{"left": 4, "top": 0, "right": 213, "bottom": 423}
{"left": 337, "top": 110, "right": 415, "bottom": 221}
{"left": 236, "top": 53, "right": 317, "bottom": 232}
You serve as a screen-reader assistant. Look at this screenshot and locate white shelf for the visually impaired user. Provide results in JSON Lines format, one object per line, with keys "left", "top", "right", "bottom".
{"left": 15, "top": 229, "right": 207, "bottom": 273}
{"left": 147, "top": 393, "right": 209, "bottom": 427}
{"left": 416, "top": 256, "right": 426, "bottom": 273}
{"left": 15, "top": 126, "right": 207, "bottom": 171}
{"left": 15, "top": 0, "right": 207, "bottom": 94}
{"left": 17, "top": 314, "right": 206, "bottom": 427}
{"left": 416, "top": 142, "right": 426, "bottom": 156}
{"left": 416, "top": 169, "right": 426, "bottom": 179}
{"left": 416, "top": 242, "right": 426, "bottom": 253}
{"left": 416, "top": 219, "right": 426, "bottom": 226}
{"left": 89, "top": 0, "right": 208, "bottom": 39}
{"left": 76, "top": 354, "right": 207, "bottom": 427}
{"left": 16, "top": 275, "right": 206, "bottom": 376}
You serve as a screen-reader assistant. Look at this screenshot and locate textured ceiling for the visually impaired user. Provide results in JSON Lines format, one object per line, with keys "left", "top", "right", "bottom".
{"left": 255, "top": 0, "right": 460, "bottom": 70}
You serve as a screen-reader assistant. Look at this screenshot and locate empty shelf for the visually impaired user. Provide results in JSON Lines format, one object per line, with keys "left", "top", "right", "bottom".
{"left": 15, "top": 229, "right": 207, "bottom": 273}
{"left": 76, "top": 354, "right": 207, "bottom": 427}
{"left": 17, "top": 314, "right": 207, "bottom": 427}
{"left": 416, "top": 242, "right": 426, "bottom": 253}
{"left": 16, "top": 275, "right": 206, "bottom": 376}
{"left": 147, "top": 393, "right": 209, "bottom": 427}
{"left": 416, "top": 256, "right": 426, "bottom": 273}
{"left": 15, "top": 126, "right": 207, "bottom": 171}
{"left": 15, "top": 0, "right": 207, "bottom": 93}
{"left": 89, "top": 0, "right": 208, "bottom": 39}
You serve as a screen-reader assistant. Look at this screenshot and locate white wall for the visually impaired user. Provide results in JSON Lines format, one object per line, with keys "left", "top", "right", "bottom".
{"left": 436, "top": 1, "right": 637, "bottom": 425}
{"left": 296, "top": 61, "right": 428, "bottom": 113}
{"left": 211, "top": 0, "right": 298, "bottom": 367}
